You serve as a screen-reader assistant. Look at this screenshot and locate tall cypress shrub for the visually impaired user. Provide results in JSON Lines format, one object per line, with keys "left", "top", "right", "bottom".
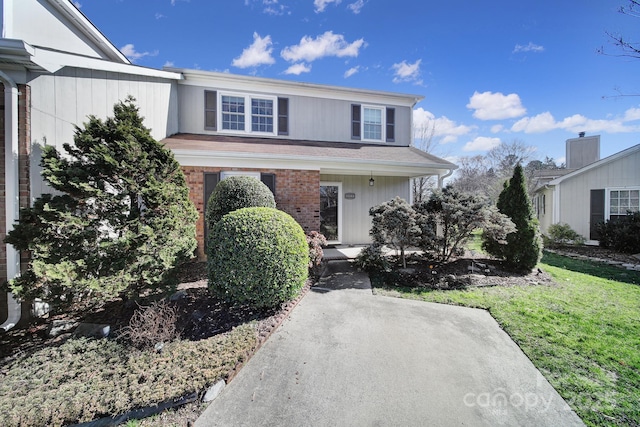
{"left": 482, "top": 164, "right": 542, "bottom": 270}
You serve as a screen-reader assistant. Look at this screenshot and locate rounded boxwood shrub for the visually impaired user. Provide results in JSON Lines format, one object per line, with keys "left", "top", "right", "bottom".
{"left": 207, "top": 207, "right": 309, "bottom": 309}
{"left": 206, "top": 176, "right": 276, "bottom": 231}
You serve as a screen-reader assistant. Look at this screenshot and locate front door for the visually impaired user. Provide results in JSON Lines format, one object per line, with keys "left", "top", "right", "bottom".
{"left": 320, "top": 182, "right": 342, "bottom": 243}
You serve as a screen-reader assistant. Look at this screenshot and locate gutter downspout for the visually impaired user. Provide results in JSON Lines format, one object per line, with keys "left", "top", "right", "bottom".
{"left": 438, "top": 168, "right": 454, "bottom": 189}
{"left": 0, "top": 70, "right": 22, "bottom": 332}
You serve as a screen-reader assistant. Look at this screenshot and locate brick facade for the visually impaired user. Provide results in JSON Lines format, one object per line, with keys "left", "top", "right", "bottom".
{"left": 182, "top": 166, "right": 320, "bottom": 259}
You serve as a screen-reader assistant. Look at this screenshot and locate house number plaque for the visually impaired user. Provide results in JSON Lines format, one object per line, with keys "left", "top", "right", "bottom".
{"left": 344, "top": 193, "right": 356, "bottom": 200}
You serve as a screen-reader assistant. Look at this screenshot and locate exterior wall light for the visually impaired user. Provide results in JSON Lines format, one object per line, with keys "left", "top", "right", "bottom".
{"left": 369, "top": 172, "right": 375, "bottom": 186}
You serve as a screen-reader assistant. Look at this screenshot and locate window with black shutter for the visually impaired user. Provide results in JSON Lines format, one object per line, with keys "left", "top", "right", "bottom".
{"left": 260, "top": 173, "right": 276, "bottom": 196}
{"left": 351, "top": 104, "right": 361, "bottom": 139}
{"left": 386, "top": 108, "right": 395, "bottom": 142}
{"left": 205, "top": 90, "right": 217, "bottom": 130}
{"left": 278, "top": 98, "right": 289, "bottom": 135}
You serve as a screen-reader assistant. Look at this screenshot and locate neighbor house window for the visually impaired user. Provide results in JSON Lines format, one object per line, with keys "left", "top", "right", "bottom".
{"left": 608, "top": 188, "right": 640, "bottom": 220}
{"left": 351, "top": 104, "right": 395, "bottom": 142}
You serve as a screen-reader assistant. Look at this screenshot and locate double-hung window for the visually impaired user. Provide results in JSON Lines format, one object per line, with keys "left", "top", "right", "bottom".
{"left": 363, "top": 107, "right": 383, "bottom": 141}
{"left": 608, "top": 188, "right": 640, "bottom": 220}
{"left": 351, "top": 104, "right": 395, "bottom": 142}
{"left": 207, "top": 91, "right": 280, "bottom": 136}
{"left": 221, "top": 95, "right": 245, "bottom": 131}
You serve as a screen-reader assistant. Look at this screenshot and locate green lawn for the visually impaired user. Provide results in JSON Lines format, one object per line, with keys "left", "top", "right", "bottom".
{"left": 374, "top": 252, "right": 640, "bottom": 426}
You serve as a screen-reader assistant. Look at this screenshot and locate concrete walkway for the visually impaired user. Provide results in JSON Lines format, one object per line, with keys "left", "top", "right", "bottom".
{"left": 195, "top": 260, "right": 584, "bottom": 427}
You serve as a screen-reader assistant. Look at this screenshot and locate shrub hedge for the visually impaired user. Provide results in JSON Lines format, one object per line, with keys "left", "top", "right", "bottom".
{"left": 207, "top": 207, "right": 308, "bottom": 309}
{"left": 205, "top": 176, "right": 276, "bottom": 231}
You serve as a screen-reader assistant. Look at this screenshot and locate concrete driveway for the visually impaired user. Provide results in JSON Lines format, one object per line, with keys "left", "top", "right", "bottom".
{"left": 195, "top": 261, "right": 584, "bottom": 427}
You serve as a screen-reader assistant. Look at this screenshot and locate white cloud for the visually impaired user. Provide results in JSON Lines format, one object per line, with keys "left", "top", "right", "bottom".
{"left": 163, "top": 61, "right": 175, "bottom": 68}
{"left": 348, "top": 0, "right": 365, "bottom": 14}
{"left": 463, "top": 136, "right": 502, "bottom": 152}
{"left": 513, "top": 42, "right": 545, "bottom": 53}
{"left": 491, "top": 124, "right": 504, "bottom": 133}
{"left": 344, "top": 66, "right": 360, "bottom": 78}
{"left": 467, "top": 91, "right": 527, "bottom": 120}
{"left": 281, "top": 31, "right": 365, "bottom": 63}
{"left": 155, "top": 12, "right": 165, "bottom": 19}
{"left": 72, "top": 1, "right": 82, "bottom": 8}
{"left": 314, "top": 0, "right": 341, "bottom": 13}
{"left": 232, "top": 33, "right": 275, "bottom": 68}
{"left": 284, "top": 63, "right": 312, "bottom": 75}
{"left": 171, "top": 0, "right": 189, "bottom": 5}
{"left": 624, "top": 106, "right": 640, "bottom": 121}
{"left": 120, "top": 44, "right": 158, "bottom": 62}
{"left": 511, "top": 110, "right": 640, "bottom": 134}
{"left": 392, "top": 59, "right": 422, "bottom": 84}
{"left": 413, "top": 108, "right": 475, "bottom": 144}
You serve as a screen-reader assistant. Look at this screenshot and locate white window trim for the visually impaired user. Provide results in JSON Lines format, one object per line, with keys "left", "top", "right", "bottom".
{"left": 218, "top": 91, "right": 278, "bottom": 136}
{"left": 220, "top": 171, "right": 261, "bottom": 181}
{"left": 605, "top": 186, "right": 640, "bottom": 220}
{"left": 361, "top": 105, "right": 385, "bottom": 143}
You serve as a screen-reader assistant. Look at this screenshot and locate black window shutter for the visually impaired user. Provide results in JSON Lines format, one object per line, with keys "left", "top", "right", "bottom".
{"left": 260, "top": 173, "right": 276, "bottom": 196}
{"left": 205, "top": 90, "right": 217, "bottom": 130}
{"left": 278, "top": 98, "right": 289, "bottom": 135}
{"left": 204, "top": 172, "right": 220, "bottom": 249}
{"left": 590, "top": 189, "right": 605, "bottom": 240}
{"left": 386, "top": 108, "right": 395, "bottom": 142}
{"left": 351, "top": 104, "right": 361, "bottom": 140}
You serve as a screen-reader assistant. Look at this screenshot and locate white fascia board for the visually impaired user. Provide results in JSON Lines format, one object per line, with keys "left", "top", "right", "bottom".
{"left": 167, "top": 68, "right": 423, "bottom": 107}
{"left": 172, "top": 149, "right": 452, "bottom": 177}
{"left": 48, "top": 0, "right": 129, "bottom": 63}
{"left": 31, "top": 47, "right": 182, "bottom": 79}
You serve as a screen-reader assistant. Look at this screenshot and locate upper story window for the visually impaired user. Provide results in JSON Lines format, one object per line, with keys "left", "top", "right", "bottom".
{"left": 352, "top": 104, "right": 395, "bottom": 143}
{"left": 205, "top": 90, "right": 286, "bottom": 136}
{"left": 363, "top": 107, "right": 382, "bottom": 140}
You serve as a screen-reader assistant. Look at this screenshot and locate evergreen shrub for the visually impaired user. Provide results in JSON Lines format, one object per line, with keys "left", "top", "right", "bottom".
{"left": 597, "top": 212, "right": 640, "bottom": 254}
{"left": 205, "top": 176, "right": 276, "bottom": 231}
{"left": 207, "top": 207, "right": 308, "bottom": 309}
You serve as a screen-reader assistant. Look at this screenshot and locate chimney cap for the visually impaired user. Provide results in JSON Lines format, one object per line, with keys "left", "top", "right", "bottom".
{"left": 579, "top": 131, "right": 586, "bottom": 137}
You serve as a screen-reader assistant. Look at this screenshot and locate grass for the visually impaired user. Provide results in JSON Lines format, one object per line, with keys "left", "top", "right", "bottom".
{"left": 0, "top": 323, "right": 257, "bottom": 427}
{"left": 374, "top": 251, "right": 640, "bottom": 426}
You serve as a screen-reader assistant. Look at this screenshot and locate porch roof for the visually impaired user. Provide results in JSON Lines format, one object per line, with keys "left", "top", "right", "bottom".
{"left": 162, "top": 134, "right": 457, "bottom": 178}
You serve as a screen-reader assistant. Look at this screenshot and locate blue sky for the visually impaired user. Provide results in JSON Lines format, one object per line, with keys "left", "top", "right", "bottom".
{"left": 75, "top": 0, "right": 639, "bottom": 164}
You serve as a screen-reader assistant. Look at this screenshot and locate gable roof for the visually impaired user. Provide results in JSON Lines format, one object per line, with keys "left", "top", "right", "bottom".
{"left": 547, "top": 143, "right": 640, "bottom": 186}
{"left": 163, "top": 134, "right": 457, "bottom": 178}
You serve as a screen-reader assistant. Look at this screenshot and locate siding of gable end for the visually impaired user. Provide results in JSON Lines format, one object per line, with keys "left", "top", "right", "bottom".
{"left": 182, "top": 166, "right": 320, "bottom": 260}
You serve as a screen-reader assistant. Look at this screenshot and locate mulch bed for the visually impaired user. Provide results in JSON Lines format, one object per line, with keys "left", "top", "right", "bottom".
{"left": 0, "top": 261, "right": 311, "bottom": 364}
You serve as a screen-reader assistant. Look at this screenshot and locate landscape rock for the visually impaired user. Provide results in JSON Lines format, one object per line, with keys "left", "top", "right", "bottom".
{"left": 169, "top": 290, "right": 188, "bottom": 301}
{"left": 73, "top": 323, "right": 111, "bottom": 338}
{"left": 47, "top": 319, "right": 78, "bottom": 337}
{"left": 203, "top": 379, "right": 226, "bottom": 402}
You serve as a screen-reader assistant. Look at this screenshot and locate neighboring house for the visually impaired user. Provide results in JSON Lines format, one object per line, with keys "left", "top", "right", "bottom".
{"left": 0, "top": 0, "right": 456, "bottom": 329}
{"left": 533, "top": 134, "right": 640, "bottom": 243}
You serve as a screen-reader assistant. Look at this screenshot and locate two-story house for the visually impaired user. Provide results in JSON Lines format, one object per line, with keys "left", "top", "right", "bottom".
{"left": 161, "top": 69, "right": 457, "bottom": 258}
{"left": 0, "top": 0, "right": 456, "bottom": 329}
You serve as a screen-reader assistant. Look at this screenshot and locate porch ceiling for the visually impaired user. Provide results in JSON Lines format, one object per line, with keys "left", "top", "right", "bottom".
{"left": 163, "top": 134, "right": 457, "bottom": 178}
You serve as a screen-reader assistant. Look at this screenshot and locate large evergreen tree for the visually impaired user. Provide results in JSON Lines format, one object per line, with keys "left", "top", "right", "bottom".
{"left": 482, "top": 164, "right": 542, "bottom": 270}
{"left": 5, "top": 97, "right": 198, "bottom": 307}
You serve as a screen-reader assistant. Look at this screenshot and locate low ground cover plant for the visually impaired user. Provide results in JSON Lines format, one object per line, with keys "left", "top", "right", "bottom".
{"left": 543, "top": 223, "right": 586, "bottom": 248}
{"left": 0, "top": 324, "right": 256, "bottom": 427}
